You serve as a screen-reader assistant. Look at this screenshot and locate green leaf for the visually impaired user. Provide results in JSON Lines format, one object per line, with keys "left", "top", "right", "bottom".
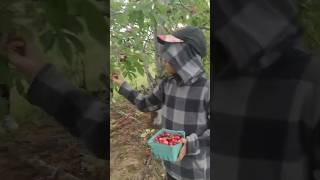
{"left": 158, "top": 4, "right": 167, "bottom": 14}
{"left": 111, "top": 1, "right": 121, "bottom": 10}
{"left": 64, "top": 15, "right": 84, "bottom": 34}
{"left": 64, "top": 15, "right": 84, "bottom": 35}
{"left": 64, "top": 32, "right": 86, "bottom": 53}
{"left": 130, "top": 56, "right": 144, "bottom": 75}
{"left": 115, "top": 14, "right": 128, "bottom": 25}
{"left": 45, "top": 0, "right": 68, "bottom": 29}
{"left": 57, "top": 34, "right": 73, "bottom": 65}
{"left": 136, "top": 64, "right": 144, "bottom": 76}
{"left": 39, "top": 30, "right": 56, "bottom": 52}
{"left": 128, "top": 10, "right": 144, "bottom": 28}
{"left": 76, "top": 0, "right": 106, "bottom": 46}
{"left": 127, "top": 72, "right": 133, "bottom": 80}
{"left": 123, "top": 70, "right": 128, "bottom": 78}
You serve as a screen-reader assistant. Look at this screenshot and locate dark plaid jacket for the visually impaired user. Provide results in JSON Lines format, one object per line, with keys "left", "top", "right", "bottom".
{"left": 119, "top": 43, "right": 210, "bottom": 179}
{"left": 26, "top": 64, "right": 107, "bottom": 159}
{"left": 214, "top": 0, "right": 320, "bottom": 179}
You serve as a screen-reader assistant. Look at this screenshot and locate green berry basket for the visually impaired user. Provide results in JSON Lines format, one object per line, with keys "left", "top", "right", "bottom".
{"left": 147, "top": 128, "right": 185, "bottom": 162}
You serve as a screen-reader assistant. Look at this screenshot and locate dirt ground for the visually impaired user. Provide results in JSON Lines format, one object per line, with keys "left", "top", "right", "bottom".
{"left": 0, "top": 99, "right": 164, "bottom": 180}
{"left": 0, "top": 116, "right": 106, "bottom": 180}
{"left": 110, "top": 100, "right": 166, "bottom": 180}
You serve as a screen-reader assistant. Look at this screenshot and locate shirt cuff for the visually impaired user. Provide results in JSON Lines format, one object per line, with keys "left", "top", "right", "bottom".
{"left": 186, "top": 133, "right": 201, "bottom": 156}
{"left": 118, "top": 81, "right": 132, "bottom": 97}
{"left": 26, "top": 63, "right": 74, "bottom": 112}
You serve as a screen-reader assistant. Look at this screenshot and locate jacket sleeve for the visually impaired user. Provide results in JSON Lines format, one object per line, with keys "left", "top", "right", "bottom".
{"left": 118, "top": 80, "right": 165, "bottom": 112}
{"left": 186, "top": 85, "right": 210, "bottom": 156}
{"left": 313, "top": 83, "right": 320, "bottom": 180}
{"left": 26, "top": 64, "right": 107, "bottom": 159}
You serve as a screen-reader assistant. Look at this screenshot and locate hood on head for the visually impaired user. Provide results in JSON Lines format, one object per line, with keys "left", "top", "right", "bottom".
{"left": 160, "top": 43, "right": 205, "bottom": 85}
{"left": 157, "top": 26, "right": 207, "bottom": 58}
{"left": 157, "top": 26, "right": 207, "bottom": 85}
{"left": 214, "top": 0, "right": 300, "bottom": 76}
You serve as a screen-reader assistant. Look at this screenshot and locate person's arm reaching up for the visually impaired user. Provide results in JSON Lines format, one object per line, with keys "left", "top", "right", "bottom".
{"left": 2, "top": 35, "right": 107, "bottom": 159}
{"left": 111, "top": 72, "right": 165, "bottom": 112}
{"left": 27, "top": 64, "right": 107, "bottom": 159}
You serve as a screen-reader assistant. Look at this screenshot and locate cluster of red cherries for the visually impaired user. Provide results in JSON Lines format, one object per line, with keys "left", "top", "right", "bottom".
{"left": 154, "top": 132, "right": 183, "bottom": 146}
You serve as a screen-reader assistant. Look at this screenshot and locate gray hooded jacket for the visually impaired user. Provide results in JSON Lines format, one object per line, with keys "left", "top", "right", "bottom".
{"left": 119, "top": 42, "right": 210, "bottom": 180}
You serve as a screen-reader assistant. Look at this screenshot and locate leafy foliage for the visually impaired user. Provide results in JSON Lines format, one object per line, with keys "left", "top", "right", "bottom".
{"left": 111, "top": 0, "right": 210, "bottom": 94}
{"left": 0, "top": 0, "right": 107, "bottom": 119}
{"left": 298, "top": 0, "right": 320, "bottom": 50}
{"left": 0, "top": 0, "right": 107, "bottom": 87}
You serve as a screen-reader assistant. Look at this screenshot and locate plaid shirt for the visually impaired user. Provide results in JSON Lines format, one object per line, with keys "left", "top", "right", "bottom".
{"left": 26, "top": 64, "right": 108, "bottom": 159}
{"left": 119, "top": 43, "right": 210, "bottom": 179}
{"left": 213, "top": 0, "right": 320, "bottom": 179}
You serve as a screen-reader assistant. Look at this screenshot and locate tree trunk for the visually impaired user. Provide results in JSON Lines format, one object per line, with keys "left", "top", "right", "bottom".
{"left": 153, "top": 25, "right": 164, "bottom": 79}
{"left": 143, "top": 60, "right": 154, "bottom": 92}
{"left": 153, "top": 24, "right": 166, "bottom": 88}
{"left": 142, "top": 37, "right": 155, "bottom": 92}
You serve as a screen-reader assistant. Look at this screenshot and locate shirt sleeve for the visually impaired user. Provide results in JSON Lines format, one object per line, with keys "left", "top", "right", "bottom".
{"left": 313, "top": 83, "right": 320, "bottom": 179}
{"left": 118, "top": 80, "right": 165, "bottom": 112}
{"left": 26, "top": 64, "right": 107, "bottom": 159}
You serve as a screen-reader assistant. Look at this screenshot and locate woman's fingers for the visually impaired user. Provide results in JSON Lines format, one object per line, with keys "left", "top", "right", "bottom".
{"left": 111, "top": 72, "right": 125, "bottom": 86}
{"left": 3, "top": 36, "right": 26, "bottom": 57}
{"left": 112, "top": 72, "right": 124, "bottom": 80}
{"left": 112, "top": 73, "right": 119, "bottom": 79}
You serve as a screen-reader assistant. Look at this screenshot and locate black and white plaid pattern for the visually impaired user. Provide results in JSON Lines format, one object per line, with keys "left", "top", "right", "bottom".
{"left": 213, "top": 49, "right": 320, "bottom": 180}
{"left": 213, "top": 0, "right": 320, "bottom": 179}
{"left": 215, "top": 0, "right": 299, "bottom": 73}
{"left": 27, "top": 64, "right": 108, "bottom": 159}
{"left": 162, "top": 43, "right": 205, "bottom": 86}
{"left": 119, "top": 43, "right": 210, "bottom": 179}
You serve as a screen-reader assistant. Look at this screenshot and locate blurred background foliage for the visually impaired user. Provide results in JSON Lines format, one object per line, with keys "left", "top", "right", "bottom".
{"left": 0, "top": 0, "right": 108, "bottom": 122}
{"left": 298, "top": 0, "right": 320, "bottom": 50}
